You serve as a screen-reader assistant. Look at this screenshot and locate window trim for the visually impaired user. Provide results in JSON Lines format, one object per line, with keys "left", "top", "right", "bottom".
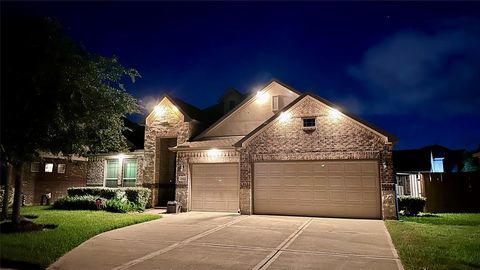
{"left": 30, "top": 162, "right": 40, "bottom": 173}
{"left": 57, "top": 164, "right": 66, "bottom": 174}
{"left": 104, "top": 159, "right": 119, "bottom": 187}
{"left": 302, "top": 117, "right": 316, "bottom": 130}
{"left": 122, "top": 159, "right": 137, "bottom": 187}
{"left": 45, "top": 163, "right": 54, "bottom": 173}
{"left": 272, "top": 96, "right": 280, "bottom": 111}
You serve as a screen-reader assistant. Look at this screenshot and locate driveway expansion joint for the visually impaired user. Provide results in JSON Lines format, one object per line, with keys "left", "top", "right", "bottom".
{"left": 253, "top": 218, "right": 313, "bottom": 270}
{"left": 112, "top": 215, "right": 249, "bottom": 270}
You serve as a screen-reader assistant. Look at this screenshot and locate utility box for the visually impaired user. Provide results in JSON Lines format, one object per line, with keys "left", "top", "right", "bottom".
{"left": 167, "top": 201, "right": 181, "bottom": 214}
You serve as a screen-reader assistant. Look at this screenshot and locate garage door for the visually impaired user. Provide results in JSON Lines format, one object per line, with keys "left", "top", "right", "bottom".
{"left": 191, "top": 163, "right": 239, "bottom": 212}
{"left": 254, "top": 161, "right": 381, "bottom": 219}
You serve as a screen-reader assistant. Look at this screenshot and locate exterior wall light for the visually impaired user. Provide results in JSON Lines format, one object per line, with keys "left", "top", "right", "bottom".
{"left": 279, "top": 111, "right": 291, "bottom": 123}
{"left": 256, "top": 90, "right": 269, "bottom": 104}
{"left": 154, "top": 105, "right": 166, "bottom": 117}
{"left": 207, "top": 148, "right": 221, "bottom": 158}
{"left": 329, "top": 108, "right": 341, "bottom": 120}
{"left": 115, "top": 153, "right": 126, "bottom": 162}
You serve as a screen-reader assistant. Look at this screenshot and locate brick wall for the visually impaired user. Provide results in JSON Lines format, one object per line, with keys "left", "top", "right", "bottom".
{"left": 23, "top": 158, "right": 88, "bottom": 205}
{"left": 241, "top": 96, "right": 396, "bottom": 219}
{"left": 86, "top": 154, "right": 144, "bottom": 187}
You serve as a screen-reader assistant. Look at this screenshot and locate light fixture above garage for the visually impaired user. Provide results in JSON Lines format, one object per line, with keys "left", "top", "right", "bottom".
{"left": 207, "top": 148, "right": 221, "bottom": 158}
{"left": 329, "top": 108, "right": 341, "bottom": 120}
{"left": 279, "top": 111, "right": 291, "bottom": 123}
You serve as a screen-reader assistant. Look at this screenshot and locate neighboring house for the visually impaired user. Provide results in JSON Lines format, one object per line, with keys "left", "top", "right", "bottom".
{"left": 392, "top": 145, "right": 464, "bottom": 197}
{"left": 22, "top": 79, "right": 398, "bottom": 219}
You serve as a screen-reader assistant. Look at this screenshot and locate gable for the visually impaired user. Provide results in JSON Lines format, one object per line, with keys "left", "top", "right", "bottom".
{"left": 197, "top": 80, "right": 300, "bottom": 139}
{"left": 145, "top": 96, "right": 186, "bottom": 126}
{"left": 237, "top": 94, "right": 393, "bottom": 148}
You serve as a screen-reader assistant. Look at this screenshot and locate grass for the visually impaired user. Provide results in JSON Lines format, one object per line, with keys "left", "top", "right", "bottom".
{"left": 0, "top": 206, "right": 160, "bottom": 269}
{"left": 386, "top": 213, "right": 480, "bottom": 270}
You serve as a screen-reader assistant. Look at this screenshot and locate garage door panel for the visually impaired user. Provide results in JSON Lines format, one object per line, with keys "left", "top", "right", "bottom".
{"left": 254, "top": 161, "right": 381, "bottom": 219}
{"left": 191, "top": 163, "right": 239, "bottom": 212}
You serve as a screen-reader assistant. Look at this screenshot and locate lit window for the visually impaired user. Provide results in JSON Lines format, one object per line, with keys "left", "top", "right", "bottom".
{"left": 272, "top": 96, "right": 280, "bottom": 111}
{"left": 123, "top": 159, "right": 137, "bottom": 187}
{"left": 105, "top": 160, "right": 118, "bottom": 187}
{"left": 302, "top": 118, "right": 316, "bottom": 129}
{"left": 45, "top": 163, "right": 54, "bottom": 173}
{"left": 30, "top": 162, "right": 40, "bottom": 173}
{"left": 58, "top": 164, "right": 66, "bottom": 174}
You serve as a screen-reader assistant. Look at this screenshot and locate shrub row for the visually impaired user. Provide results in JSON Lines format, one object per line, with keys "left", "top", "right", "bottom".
{"left": 398, "top": 195, "right": 427, "bottom": 216}
{"left": 55, "top": 187, "right": 151, "bottom": 212}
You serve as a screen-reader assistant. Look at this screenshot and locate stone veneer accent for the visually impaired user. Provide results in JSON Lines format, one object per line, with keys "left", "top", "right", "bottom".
{"left": 239, "top": 96, "right": 396, "bottom": 219}
{"left": 144, "top": 99, "right": 196, "bottom": 206}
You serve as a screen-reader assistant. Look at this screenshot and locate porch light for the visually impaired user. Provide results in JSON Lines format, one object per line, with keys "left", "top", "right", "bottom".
{"left": 207, "top": 148, "right": 221, "bottom": 158}
{"left": 154, "top": 105, "right": 166, "bottom": 117}
{"left": 279, "top": 111, "right": 291, "bottom": 123}
{"left": 329, "top": 108, "right": 341, "bottom": 120}
{"left": 256, "top": 90, "right": 269, "bottom": 104}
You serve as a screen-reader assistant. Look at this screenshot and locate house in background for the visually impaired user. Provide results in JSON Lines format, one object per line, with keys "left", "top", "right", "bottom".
{"left": 393, "top": 145, "right": 479, "bottom": 212}
{"left": 20, "top": 79, "right": 399, "bottom": 219}
{"left": 393, "top": 145, "right": 464, "bottom": 197}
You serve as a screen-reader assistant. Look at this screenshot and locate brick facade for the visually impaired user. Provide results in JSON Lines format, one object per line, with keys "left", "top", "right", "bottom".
{"left": 22, "top": 158, "right": 88, "bottom": 205}
{"left": 86, "top": 153, "right": 145, "bottom": 187}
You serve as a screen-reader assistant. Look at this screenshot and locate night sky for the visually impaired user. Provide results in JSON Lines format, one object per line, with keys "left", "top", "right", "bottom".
{"left": 3, "top": 2, "right": 480, "bottom": 150}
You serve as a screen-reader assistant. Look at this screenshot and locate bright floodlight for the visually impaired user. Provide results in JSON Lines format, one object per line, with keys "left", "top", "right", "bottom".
{"left": 154, "top": 105, "right": 166, "bottom": 117}
{"left": 256, "top": 90, "right": 269, "bottom": 104}
{"left": 115, "top": 153, "right": 126, "bottom": 161}
{"left": 329, "top": 108, "right": 341, "bottom": 120}
{"left": 207, "top": 148, "right": 221, "bottom": 158}
{"left": 279, "top": 111, "right": 291, "bottom": 123}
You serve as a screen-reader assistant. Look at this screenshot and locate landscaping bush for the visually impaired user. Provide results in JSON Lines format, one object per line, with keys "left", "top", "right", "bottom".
{"left": 58, "top": 187, "right": 151, "bottom": 212}
{"left": 53, "top": 195, "right": 103, "bottom": 210}
{"left": 103, "top": 199, "right": 134, "bottom": 213}
{"left": 398, "top": 195, "right": 427, "bottom": 216}
{"left": 124, "top": 188, "right": 151, "bottom": 211}
{"left": 67, "top": 187, "right": 125, "bottom": 200}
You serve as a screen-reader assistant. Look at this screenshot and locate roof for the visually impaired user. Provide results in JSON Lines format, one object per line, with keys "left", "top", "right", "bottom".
{"left": 235, "top": 92, "right": 396, "bottom": 147}
{"left": 193, "top": 79, "right": 302, "bottom": 140}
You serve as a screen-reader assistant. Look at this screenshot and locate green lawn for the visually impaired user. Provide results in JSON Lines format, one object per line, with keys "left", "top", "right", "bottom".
{"left": 386, "top": 213, "right": 480, "bottom": 270}
{"left": 0, "top": 206, "right": 160, "bottom": 269}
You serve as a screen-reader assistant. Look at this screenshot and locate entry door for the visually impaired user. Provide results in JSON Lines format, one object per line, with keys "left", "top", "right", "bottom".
{"left": 254, "top": 160, "right": 381, "bottom": 219}
{"left": 191, "top": 163, "right": 239, "bottom": 212}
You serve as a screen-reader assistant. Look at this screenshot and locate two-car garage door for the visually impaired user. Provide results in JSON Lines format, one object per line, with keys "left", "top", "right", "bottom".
{"left": 254, "top": 160, "right": 381, "bottom": 219}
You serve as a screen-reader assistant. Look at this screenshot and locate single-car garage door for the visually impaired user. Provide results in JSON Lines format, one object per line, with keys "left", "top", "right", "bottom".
{"left": 254, "top": 160, "right": 381, "bottom": 219}
{"left": 191, "top": 163, "right": 239, "bottom": 212}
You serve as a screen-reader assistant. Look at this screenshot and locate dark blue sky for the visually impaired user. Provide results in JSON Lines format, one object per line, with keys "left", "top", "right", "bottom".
{"left": 3, "top": 2, "right": 480, "bottom": 150}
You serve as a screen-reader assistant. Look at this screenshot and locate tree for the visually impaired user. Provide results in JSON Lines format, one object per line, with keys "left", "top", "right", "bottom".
{"left": 0, "top": 16, "right": 140, "bottom": 227}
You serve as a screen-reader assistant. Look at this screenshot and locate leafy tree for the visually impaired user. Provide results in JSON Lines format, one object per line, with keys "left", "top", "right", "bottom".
{"left": 0, "top": 16, "right": 140, "bottom": 227}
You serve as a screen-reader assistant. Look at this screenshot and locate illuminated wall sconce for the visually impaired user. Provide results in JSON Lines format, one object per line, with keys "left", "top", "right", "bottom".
{"left": 256, "top": 90, "right": 269, "bottom": 104}
{"left": 279, "top": 111, "right": 292, "bottom": 123}
{"left": 329, "top": 108, "right": 341, "bottom": 120}
{"left": 115, "top": 153, "right": 126, "bottom": 162}
{"left": 207, "top": 148, "right": 221, "bottom": 158}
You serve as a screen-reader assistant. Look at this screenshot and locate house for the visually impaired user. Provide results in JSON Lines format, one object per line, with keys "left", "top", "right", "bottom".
{"left": 392, "top": 144, "right": 464, "bottom": 197}
{"left": 22, "top": 79, "right": 398, "bottom": 219}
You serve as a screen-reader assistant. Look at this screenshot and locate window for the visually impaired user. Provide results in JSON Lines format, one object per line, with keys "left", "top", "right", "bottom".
{"left": 123, "top": 159, "right": 137, "bottom": 187}
{"left": 57, "top": 164, "right": 66, "bottom": 174}
{"left": 30, "top": 162, "right": 40, "bottom": 173}
{"left": 105, "top": 160, "right": 118, "bottom": 187}
{"left": 302, "top": 117, "right": 316, "bottom": 129}
{"left": 45, "top": 163, "right": 54, "bottom": 173}
{"left": 272, "top": 96, "right": 280, "bottom": 111}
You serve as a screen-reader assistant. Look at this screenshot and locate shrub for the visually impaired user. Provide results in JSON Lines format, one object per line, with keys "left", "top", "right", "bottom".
{"left": 398, "top": 196, "right": 427, "bottom": 216}
{"left": 53, "top": 195, "right": 103, "bottom": 210}
{"left": 67, "top": 187, "right": 125, "bottom": 200}
{"left": 103, "top": 199, "right": 134, "bottom": 213}
{"left": 124, "top": 188, "right": 151, "bottom": 211}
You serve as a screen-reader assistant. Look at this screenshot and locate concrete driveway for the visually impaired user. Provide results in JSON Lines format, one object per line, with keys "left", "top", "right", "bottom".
{"left": 49, "top": 213, "right": 403, "bottom": 270}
